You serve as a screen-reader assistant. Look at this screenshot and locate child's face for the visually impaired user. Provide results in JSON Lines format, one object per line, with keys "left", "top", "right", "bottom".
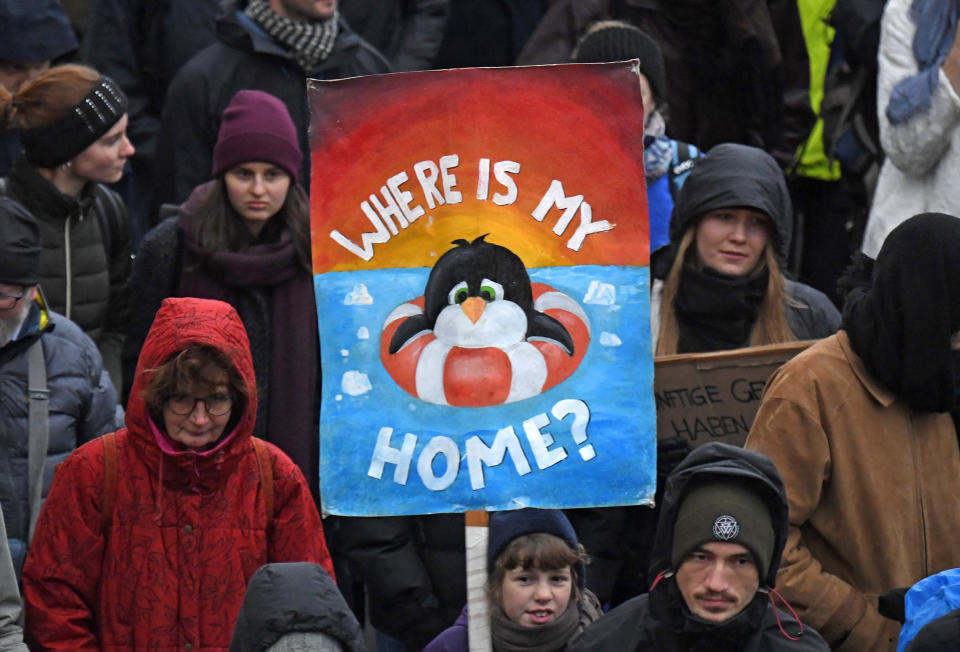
{"left": 500, "top": 566, "right": 573, "bottom": 627}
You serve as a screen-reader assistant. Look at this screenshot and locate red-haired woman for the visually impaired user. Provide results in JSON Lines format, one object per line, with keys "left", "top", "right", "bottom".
{"left": 0, "top": 63, "right": 133, "bottom": 391}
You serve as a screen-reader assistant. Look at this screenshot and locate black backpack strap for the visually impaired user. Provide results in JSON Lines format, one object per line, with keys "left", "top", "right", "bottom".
{"left": 26, "top": 338, "right": 49, "bottom": 544}
{"left": 101, "top": 432, "right": 119, "bottom": 534}
{"left": 92, "top": 185, "right": 125, "bottom": 259}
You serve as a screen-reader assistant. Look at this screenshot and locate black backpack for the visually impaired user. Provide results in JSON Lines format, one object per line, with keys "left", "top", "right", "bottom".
{"left": 821, "top": 0, "right": 887, "bottom": 177}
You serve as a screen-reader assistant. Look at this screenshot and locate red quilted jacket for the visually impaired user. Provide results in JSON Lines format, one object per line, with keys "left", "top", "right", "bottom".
{"left": 22, "top": 297, "right": 334, "bottom": 651}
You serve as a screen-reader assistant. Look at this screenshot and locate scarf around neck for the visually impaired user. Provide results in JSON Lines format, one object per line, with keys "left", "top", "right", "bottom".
{"left": 674, "top": 262, "right": 769, "bottom": 354}
{"left": 245, "top": 0, "right": 338, "bottom": 72}
{"left": 887, "top": 0, "right": 959, "bottom": 125}
{"left": 177, "top": 210, "right": 319, "bottom": 500}
{"left": 644, "top": 111, "right": 672, "bottom": 181}
{"left": 490, "top": 602, "right": 580, "bottom": 652}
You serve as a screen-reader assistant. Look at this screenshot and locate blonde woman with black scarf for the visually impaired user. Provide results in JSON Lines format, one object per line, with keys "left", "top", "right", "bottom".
{"left": 651, "top": 143, "right": 839, "bottom": 355}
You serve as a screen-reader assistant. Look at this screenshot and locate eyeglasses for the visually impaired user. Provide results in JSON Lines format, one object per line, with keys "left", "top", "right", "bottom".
{"left": 166, "top": 392, "right": 232, "bottom": 416}
{"left": 0, "top": 288, "right": 25, "bottom": 309}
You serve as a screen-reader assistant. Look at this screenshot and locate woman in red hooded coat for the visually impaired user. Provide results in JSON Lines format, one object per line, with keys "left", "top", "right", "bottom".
{"left": 21, "top": 296, "right": 333, "bottom": 651}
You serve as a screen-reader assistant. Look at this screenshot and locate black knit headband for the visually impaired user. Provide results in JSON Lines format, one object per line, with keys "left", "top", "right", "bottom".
{"left": 19, "top": 76, "right": 128, "bottom": 169}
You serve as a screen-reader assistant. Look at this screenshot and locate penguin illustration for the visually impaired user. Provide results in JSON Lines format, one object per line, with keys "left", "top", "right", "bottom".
{"left": 388, "top": 235, "right": 575, "bottom": 355}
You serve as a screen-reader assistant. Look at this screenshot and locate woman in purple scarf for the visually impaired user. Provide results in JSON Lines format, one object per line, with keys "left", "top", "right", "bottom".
{"left": 124, "top": 89, "right": 320, "bottom": 502}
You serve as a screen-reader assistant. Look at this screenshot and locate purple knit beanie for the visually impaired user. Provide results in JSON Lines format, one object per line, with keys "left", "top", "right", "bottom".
{"left": 212, "top": 90, "right": 302, "bottom": 181}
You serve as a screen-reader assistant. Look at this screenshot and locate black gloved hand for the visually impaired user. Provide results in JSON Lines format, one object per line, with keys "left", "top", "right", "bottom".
{"left": 656, "top": 437, "right": 692, "bottom": 481}
{"left": 878, "top": 587, "right": 908, "bottom": 623}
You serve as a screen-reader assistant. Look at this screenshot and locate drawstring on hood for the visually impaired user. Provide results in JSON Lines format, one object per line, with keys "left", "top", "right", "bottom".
{"left": 125, "top": 297, "right": 259, "bottom": 520}
{"left": 768, "top": 588, "right": 804, "bottom": 641}
{"left": 646, "top": 443, "right": 804, "bottom": 643}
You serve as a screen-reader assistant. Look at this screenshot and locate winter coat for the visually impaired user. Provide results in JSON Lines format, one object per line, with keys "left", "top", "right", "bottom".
{"left": 430, "top": 0, "right": 549, "bottom": 69}
{"left": 568, "top": 443, "right": 829, "bottom": 652}
{"left": 0, "top": 502, "right": 28, "bottom": 651}
{"left": 569, "top": 591, "right": 827, "bottom": 652}
{"left": 22, "top": 297, "right": 334, "bottom": 651}
{"left": 152, "top": 0, "right": 390, "bottom": 211}
{"left": 516, "top": 0, "right": 804, "bottom": 158}
{"left": 0, "top": 299, "right": 119, "bottom": 578}
{"left": 230, "top": 562, "right": 365, "bottom": 652}
{"left": 650, "top": 276, "right": 840, "bottom": 351}
{"left": 0, "top": 131, "right": 18, "bottom": 180}
{"left": 862, "top": 0, "right": 960, "bottom": 256}
{"left": 1, "top": 157, "right": 131, "bottom": 392}
{"left": 340, "top": 0, "right": 450, "bottom": 71}
{"left": 81, "top": 0, "right": 221, "bottom": 166}
{"left": 650, "top": 142, "right": 841, "bottom": 351}
{"left": 338, "top": 513, "right": 466, "bottom": 650}
{"left": 745, "top": 331, "right": 960, "bottom": 651}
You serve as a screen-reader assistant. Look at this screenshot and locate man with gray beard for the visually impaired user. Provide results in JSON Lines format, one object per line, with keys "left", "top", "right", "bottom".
{"left": 0, "top": 197, "right": 120, "bottom": 579}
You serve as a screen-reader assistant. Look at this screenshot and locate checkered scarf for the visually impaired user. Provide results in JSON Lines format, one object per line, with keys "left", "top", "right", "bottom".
{"left": 245, "top": 0, "right": 338, "bottom": 73}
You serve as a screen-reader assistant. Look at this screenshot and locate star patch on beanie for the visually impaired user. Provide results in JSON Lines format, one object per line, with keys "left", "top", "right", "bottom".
{"left": 671, "top": 479, "right": 775, "bottom": 579}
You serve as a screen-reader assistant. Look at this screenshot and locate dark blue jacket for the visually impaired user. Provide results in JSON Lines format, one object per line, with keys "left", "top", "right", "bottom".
{"left": 0, "top": 0, "right": 78, "bottom": 178}
{"left": 0, "top": 301, "right": 120, "bottom": 578}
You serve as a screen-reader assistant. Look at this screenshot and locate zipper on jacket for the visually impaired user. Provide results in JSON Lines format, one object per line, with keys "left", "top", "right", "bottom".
{"left": 64, "top": 214, "right": 72, "bottom": 319}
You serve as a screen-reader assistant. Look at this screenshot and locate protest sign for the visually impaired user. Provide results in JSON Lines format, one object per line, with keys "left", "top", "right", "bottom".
{"left": 654, "top": 341, "right": 815, "bottom": 448}
{"left": 309, "top": 63, "right": 656, "bottom": 516}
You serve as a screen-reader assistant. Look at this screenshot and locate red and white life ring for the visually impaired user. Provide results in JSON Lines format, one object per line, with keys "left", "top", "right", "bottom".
{"left": 380, "top": 283, "right": 590, "bottom": 407}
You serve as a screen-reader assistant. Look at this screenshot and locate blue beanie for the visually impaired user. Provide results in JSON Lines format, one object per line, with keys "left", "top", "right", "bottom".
{"left": 487, "top": 508, "right": 585, "bottom": 589}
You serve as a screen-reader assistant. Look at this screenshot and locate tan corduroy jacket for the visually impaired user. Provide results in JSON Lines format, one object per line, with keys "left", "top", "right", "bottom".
{"left": 746, "top": 331, "right": 960, "bottom": 652}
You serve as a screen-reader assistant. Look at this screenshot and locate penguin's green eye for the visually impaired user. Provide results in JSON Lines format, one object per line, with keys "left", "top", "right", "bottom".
{"left": 479, "top": 279, "right": 504, "bottom": 302}
{"left": 448, "top": 281, "right": 469, "bottom": 305}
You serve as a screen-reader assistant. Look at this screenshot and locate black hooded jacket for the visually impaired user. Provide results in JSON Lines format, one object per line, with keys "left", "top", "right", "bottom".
{"left": 569, "top": 444, "right": 828, "bottom": 652}
{"left": 230, "top": 563, "right": 365, "bottom": 652}
{"left": 651, "top": 143, "right": 839, "bottom": 353}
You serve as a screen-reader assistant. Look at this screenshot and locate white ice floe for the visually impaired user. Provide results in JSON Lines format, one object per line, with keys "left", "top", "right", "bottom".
{"left": 600, "top": 332, "right": 622, "bottom": 347}
{"left": 583, "top": 280, "right": 616, "bottom": 306}
{"left": 357, "top": 326, "right": 370, "bottom": 340}
{"left": 341, "top": 370, "right": 372, "bottom": 396}
{"left": 343, "top": 283, "right": 373, "bottom": 305}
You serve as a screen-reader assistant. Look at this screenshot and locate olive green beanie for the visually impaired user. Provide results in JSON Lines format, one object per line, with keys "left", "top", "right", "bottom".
{"left": 671, "top": 479, "right": 775, "bottom": 577}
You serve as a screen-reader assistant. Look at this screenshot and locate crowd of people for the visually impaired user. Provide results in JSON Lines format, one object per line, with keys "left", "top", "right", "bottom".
{"left": 3, "top": 0, "right": 960, "bottom": 651}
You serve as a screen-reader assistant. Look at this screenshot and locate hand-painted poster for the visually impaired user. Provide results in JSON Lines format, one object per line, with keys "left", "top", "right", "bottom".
{"left": 309, "top": 63, "right": 655, "bottom": 516}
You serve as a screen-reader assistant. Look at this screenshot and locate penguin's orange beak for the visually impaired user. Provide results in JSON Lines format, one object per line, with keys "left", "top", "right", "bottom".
{"left": 461, "top": 296, "right": 486, "bottom": 323}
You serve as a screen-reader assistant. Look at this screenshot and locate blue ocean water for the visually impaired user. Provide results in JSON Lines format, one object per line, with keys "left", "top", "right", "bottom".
{"left": 314, "top": 264, "right": 655, "bottom": 515}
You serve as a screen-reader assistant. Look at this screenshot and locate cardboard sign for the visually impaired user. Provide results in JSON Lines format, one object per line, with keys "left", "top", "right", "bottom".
{"left": 654, "top": 341, "right": 815, "bottom": 448}
{"left": 308, "top": 63, "right": 656, "bottom": 516}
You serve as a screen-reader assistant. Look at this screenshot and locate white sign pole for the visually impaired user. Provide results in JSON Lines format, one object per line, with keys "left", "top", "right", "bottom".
{"left": 465, "top": 511, "right": 492, "bottom": 652}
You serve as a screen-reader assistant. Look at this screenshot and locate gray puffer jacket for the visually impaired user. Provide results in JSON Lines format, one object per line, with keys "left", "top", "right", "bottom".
{"left": 0, "top": 300, "right": 120, "bottom": 578}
